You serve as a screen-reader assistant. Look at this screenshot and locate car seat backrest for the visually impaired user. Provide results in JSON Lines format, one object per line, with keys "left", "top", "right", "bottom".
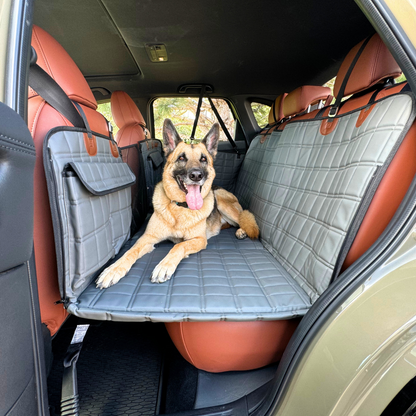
{"left": 282, "top": 85, "right": 332, "bottom": 118}
{"left": 333, "top": 34, "right": 401, "bottom": 98}
{"left": 111, "top": 90, "right": 165, "bottom": 209}
{"left": 235, "top": 34, "right": 413, "bottom": 301}
{"left": 29, "top": 25, "right": 110, "bottom": 335}
{"left": 268, "top": 93, "right": 288, "bottom": 125}
{"left": 111, "top": 90, "right": 147, "bottom": 146}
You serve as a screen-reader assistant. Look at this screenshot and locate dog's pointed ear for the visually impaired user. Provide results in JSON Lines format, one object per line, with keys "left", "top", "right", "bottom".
{"left": 163, "top": 119, "right": 183, "bottom": 155}
{"left": 201, "top": 123, "right": 220, "bottom": 159}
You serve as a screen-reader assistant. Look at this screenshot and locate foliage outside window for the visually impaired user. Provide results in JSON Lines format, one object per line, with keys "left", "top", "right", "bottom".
{"left": 153, "top": 97, "right": 235, "bottom": 142}
{"left": 251, "top": 102, "right": 270, "bottom": 128}
{"left": 97, "top": 102, "right": 119, "bottom": 136}
{"left": 395, "top": 73, "right": 407, "bottom": 83}
{"left": 323, "top": 76, "right": 336, "bottom": 95}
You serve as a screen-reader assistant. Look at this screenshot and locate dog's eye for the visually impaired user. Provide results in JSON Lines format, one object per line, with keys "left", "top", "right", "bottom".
{"left": 200, "top": 156, "right": 207, "bottom": 162}
{"left": 178, "top": 155, "right": 185, "bottom": 161}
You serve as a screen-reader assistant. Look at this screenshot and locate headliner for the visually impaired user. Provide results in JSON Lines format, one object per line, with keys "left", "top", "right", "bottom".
{"left": 33, "top": 0, "right": 374, "bottom": 99}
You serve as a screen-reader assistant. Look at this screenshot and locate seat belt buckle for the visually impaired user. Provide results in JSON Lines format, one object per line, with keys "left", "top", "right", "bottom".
{"left": 328, "top": 106, "right": 338, "bottom": 118}
{"left": 61, "top": 324, "right": 90, "bottom": 416}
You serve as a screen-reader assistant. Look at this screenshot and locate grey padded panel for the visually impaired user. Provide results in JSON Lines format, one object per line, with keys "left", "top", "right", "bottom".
{"left": 69, "top": 227, "right": 311, "bottom": 321}
{"left": 235, "top": 94, "right": 414, "bottom": 301}
{"left": 46, "top": 129, "right": 134, "bottom": 300}
{"left": 213, "top": 152, "right": 245, "bottom": 193}
{"left": 47, "top": 93, "right": 414, "bottom": 323}
{"left": 69, "top": 161, "right": 135, "bottom": 195}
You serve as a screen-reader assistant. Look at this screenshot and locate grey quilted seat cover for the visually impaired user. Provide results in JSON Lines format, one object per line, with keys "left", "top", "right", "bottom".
{"left": 70, "top": 227, "right": 311, "bottom": 321}
{"left": 213, "top": 151, "right": 245, "bottom": 193}
{"left": 45, "top": 130, "right": 135, "bottom": 299}
{"left": 235, "top": 94, "right": 414, "bottom": 301}
{"left": 53, "top": 92, "right": 414, "bottom": 322}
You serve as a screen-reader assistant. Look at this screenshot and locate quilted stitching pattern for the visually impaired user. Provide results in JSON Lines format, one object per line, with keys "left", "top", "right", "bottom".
{"left": 236, "top": 95, "right": 413, "bottom": 300}
{"left": 71, "top": 227, "right": 311, "bottom": 321}
{"left": 213, "top": 152, "right": 245, "bottom": 193}
{"left": 47, "top": 131, "right": 133, "bottom": 299}
{"left": 49, "top": 94, "right": 413, "bottom": 323}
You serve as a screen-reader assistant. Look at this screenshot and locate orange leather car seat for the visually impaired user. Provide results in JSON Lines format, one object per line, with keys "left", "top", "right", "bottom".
{"left": 282, "top": 85, "right": 332, "bottom": 118}
{"left": 166, "top": 34, "right": 415, "bottom": 373}
{"left": 111, "top": 90, "right": 147, "bottom": 146}
{"left": 268, "top": 93, "right": 287, "bottom": 125}
{"left": 29, "top": 25, "right": 109, "bottom": 336}
{"left": 259, "top": 93, "right": 287, "bottom": 144}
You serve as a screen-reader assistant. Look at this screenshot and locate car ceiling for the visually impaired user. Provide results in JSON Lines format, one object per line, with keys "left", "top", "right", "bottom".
{"left": 33, "top": 0, "right": 374, "bottom": 100}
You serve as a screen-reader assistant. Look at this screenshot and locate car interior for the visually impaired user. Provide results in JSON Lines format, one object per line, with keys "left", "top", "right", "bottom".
{"left": 24, "top": 0, "right": 416, "bottom": 415}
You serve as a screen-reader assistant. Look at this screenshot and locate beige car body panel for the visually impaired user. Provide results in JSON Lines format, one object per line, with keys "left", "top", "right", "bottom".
{"left": 272, "top": 3, "right": 416, "bottom": 413}
{"left": 384, "top": 0, "right": 416, "bottom": 47}
{"left": 273, "top": 226, "right": 416, "bottom": 416}
{"left": 0, "top": 0, "right": 12, "bottom": 103}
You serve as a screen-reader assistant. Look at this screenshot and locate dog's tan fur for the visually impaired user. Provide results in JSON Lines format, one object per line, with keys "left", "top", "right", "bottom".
{"left": 96, "top": 119, "right": 259, "bottom": 288}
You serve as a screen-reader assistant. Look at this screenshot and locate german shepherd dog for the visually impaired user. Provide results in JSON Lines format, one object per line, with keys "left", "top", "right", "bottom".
{"left": 96, "top": 119, "right": 259, "bottom": 288}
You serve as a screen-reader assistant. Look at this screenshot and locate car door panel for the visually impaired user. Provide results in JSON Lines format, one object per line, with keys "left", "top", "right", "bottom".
{"left": 0, "top": 101, "right": 48, "bottom": 415}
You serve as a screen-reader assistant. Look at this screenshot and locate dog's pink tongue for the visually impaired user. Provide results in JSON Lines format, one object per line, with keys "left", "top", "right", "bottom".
{"left": 186, "top": 185, "right": 203, "bottom": 210}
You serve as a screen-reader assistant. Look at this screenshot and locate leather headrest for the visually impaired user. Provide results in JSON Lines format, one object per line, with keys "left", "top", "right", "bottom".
{"left": 30, "top": 25, "right": 97, "bottom": 110}
{"left": 334, "top": 33, "right": 402, "bottom": 98}
{"left": 283, "top": 86, "right": 331, "bottom": 117}
{"left": 111, "top": 91, "right": 146, "bottom": 129}
{"left": 268, "top": 93, "right": 288, "bottom": 125}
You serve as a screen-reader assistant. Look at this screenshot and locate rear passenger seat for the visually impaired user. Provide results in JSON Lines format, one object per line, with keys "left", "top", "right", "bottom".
{"left": 31, "top": 28, "right": 416, "bottom": 373}
{"left": 28, "top": 25, "right": 111, "bottom": 335}
{"left": 111, "top": 91, "right": 164, "bottom": 209}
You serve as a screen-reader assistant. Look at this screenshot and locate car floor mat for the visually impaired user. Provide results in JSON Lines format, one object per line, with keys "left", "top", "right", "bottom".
{"left": 47, "top": 318, "right": 167, "bottom": 416}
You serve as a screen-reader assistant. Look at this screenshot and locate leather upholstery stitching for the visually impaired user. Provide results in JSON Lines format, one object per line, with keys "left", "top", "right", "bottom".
{"left": 0, "top": 133, "right": 35, "bottom": 148}
{"left": 0, "top": 143, "right": 36, "bottom": 155}
{"left": 33, "top": 28, "right": 54, "bottom": 79}
{"left": 371, "top": 39, "right": 382, "bottom": 86}
{"left": 179, "top": 323, "right": 196, "bottom": 366}
{"left": 30, "top": 100, "right": 46, "bottom": 135}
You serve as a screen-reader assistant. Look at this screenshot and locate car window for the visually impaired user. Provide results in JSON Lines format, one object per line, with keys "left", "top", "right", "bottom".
{"left": 395, "top": 73, "right": 407, "bottom": 83}
{"left": 322, "top": 76, "right": 337, "bottom": 104}
{"left": 250, "top": 102, "right": 270, "bottom": 128}
{"left": 97, "top": 102, "right": 119, "bottom": 135}
{"left": 152, "top": 97, "right": 235, "bottom": 142}
{"left": 323, "top": 76, "right": 336, "bottom": 95}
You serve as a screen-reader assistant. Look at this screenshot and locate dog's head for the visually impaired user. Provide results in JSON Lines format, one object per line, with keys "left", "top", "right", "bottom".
{"left": 162, "top": 119, "right": 219, "bottom": 210}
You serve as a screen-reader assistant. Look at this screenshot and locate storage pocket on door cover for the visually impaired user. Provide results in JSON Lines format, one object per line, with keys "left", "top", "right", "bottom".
{"left": 63, "top": 162, "right": 135, "bottom": 293}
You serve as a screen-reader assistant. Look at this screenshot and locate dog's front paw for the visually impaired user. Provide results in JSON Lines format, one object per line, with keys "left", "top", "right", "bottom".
{"left": 96, "top": 260, "right": 130, "bottom": 289}
{"left": 150, "top": 257, "right": 177, "bottom": 283}
{"left": 235, "top": 228, "right": 247, "bottom": 240}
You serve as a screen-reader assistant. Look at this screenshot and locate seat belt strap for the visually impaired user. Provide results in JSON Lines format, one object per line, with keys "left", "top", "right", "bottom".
{"left": 190, "top": 85, "right": 206, "bottom": 139}
{"left": 72, "top": 101, "right": 93, "bottom": 138}
{"left": 207, "top": 97, "right": 240, "bottom": 157}
{"left": 61, "top": 324, "right": 90, "bottom": 416}
{"left": 328, "top": 36, "right": 372, "bottom": 118}
{"left": 29, "top": 63, "right": 85, "bottom": 129}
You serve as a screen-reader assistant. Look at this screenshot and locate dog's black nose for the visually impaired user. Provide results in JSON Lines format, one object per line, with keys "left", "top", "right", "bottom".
{"left": 189, "top": 169, "right": 203, "bottom": 182}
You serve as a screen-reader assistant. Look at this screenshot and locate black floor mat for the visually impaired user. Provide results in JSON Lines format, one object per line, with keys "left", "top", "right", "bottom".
{"left": 48, "top": 318, "right": 168, "bottom": 416}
